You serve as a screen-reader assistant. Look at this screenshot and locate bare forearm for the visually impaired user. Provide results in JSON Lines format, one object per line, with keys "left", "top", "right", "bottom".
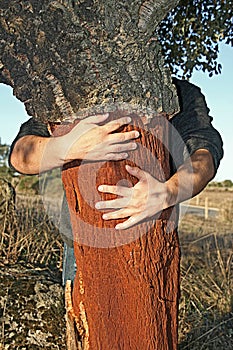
{"left": 10, "top": 115, "right": 139, "bottom": 175}
{"left": 10, "top": 135, "right": 65, "bottom": 174}
{"left": 166, "top": 149, "right": 215, "bottom": 207}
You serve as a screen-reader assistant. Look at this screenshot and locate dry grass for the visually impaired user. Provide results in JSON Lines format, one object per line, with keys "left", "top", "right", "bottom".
{"left": 0, "top": 181, "right": 233, "bottom": 348}
{"left": 0, "top": 185, "right": 66, "bottom": 349}
{"left": 178, "top": 214, "right": 233, "bottom": 349}
{"left": 0, "top": 194, "right": 63, "bottom": 269}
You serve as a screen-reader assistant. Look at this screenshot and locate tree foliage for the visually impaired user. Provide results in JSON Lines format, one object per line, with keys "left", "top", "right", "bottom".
{"left": 159, "top": 0, "right": 233, "bottom": 77}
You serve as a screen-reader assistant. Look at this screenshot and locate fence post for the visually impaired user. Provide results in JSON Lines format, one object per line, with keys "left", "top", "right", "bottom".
{"left": 205, "top": 197, "right": 209, "bottom": 219}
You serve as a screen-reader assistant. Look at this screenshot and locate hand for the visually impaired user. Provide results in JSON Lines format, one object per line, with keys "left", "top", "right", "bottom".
{"left": 95, "top": 165, "right": 171, "bottom": 230}
{"left": 59, "top": 113, "right": 140, "bottom": 162}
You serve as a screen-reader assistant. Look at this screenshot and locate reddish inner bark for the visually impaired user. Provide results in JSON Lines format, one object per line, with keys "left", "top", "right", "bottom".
{"left": 51, "top": 111, "right": 180, "bottom": 350}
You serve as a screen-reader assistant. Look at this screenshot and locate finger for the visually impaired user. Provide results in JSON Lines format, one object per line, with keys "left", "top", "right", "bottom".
{"left": 103, "top": 116, "right": 132, "bottom": 133}
{"left": 107, "top": 130, "right": 140, "bottom": 143}
{"left": 107, "top": 142, "right": 137, "bottom": 154}
{"left": 115, "top": 213, "right": 146, "bottom": 230}
{"left": 125, "top": 165, "right": 147, "bottom": 181}
{"left": 84, "top": 113, "right": 109, "bottom": 124}
{"left": 104, "top": 152, "right": 129, "bottom": 161}
{"left": 102, "top": 208, "right": 132, "bottom": 220}
{"left": 95, "top": 197, "right": 129, "bottom": 210}
{"left": 98, "top": 184, "right": 132, "bottom": 197}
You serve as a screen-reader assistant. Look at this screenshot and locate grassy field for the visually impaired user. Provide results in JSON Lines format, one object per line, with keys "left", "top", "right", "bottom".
{"left": 179, "top": 215, "right": 233, "bottom": 349}
{"left": 0, "top": 183, "right": 232, "bottom": 349}
{"left": 188, "top": 186, "right": 233, "bottom": 207}
{"left": 178, "top": 188, "right": 233, "bottom": 349}
{"left": 187, "top": 186, "right": 233, "bottom": 221}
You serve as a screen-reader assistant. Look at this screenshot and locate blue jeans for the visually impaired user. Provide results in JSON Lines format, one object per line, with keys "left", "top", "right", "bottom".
{"left": 62, "top": 243, "right": 77, "bottom": 286}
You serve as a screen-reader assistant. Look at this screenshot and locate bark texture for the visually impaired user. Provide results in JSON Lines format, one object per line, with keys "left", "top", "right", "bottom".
{"left": 0, "top": 0, "right": 179, "bottom": 123}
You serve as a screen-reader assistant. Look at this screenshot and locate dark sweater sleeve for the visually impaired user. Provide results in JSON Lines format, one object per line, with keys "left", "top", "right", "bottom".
{"left": 9, "top": 118, "right": 50, "bottom": 171}
{"left": 170, "top": 78, "right": 223, "bottom": 172}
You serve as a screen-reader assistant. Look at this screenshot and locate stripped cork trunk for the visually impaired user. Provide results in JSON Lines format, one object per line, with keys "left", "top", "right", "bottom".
{"left": 51, "top": 110, "right": 180, "bottom": 350}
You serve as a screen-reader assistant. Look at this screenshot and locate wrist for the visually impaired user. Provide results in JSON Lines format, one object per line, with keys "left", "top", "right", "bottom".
{"left": 47, "top": 135, "right": 72, "bottom": 167}
{"left": 51, "top": 134, "right": 79, "bottom": 166}
{"left": 164, "top": 179, "right": 178, "bottom": 209}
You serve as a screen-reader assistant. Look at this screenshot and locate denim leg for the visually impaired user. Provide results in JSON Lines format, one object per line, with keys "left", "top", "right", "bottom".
{"left": 62, "top": 243, "right": 77, "bottom": 286}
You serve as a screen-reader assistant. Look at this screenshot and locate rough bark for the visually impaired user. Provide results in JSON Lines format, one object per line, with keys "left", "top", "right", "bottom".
{"left": 0, "top": 0, "right": 179, "bottom": 123}
{"left": 0, "top": 1, "right": 181, "bottom": 349}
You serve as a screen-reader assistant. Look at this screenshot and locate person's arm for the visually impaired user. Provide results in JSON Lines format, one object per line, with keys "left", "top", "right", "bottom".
{"left": 10, "top": 114, "right": 139, "bottom": 175}
{"left": 170, "top": 78, "right": 223, "bottom": 172}
{"left": 95, "top": 148, "right": 215, "bottom": 230}
{"left": 10, "top": 134, "right": 63, "bottom": 174}
{"left": 95, "top": 80, "right": 223, "bottom": 229}
{"left": 166, "top": 148, "right": 215, "bottom": 205}
{"left": 9, "top": 117, "right": 51, "bottom": 174}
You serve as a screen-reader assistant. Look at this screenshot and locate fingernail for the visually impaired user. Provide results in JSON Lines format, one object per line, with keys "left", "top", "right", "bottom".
{"left": 126, "top": 117, "right": 131, "bottom": 123}
{"left": 98, "top": 186, "right": 103, "bottom": 191}
{"left": 135, "top": 131, "right": 140, "bottom": 137}
{"left": 95, "top": 202, "right": 100, "bottom": 209}
{"left": 102, "top": 214, "right": 107, "bottom": 219}
{"left": 115, "top": 224, "right": 121, "bottom": 230}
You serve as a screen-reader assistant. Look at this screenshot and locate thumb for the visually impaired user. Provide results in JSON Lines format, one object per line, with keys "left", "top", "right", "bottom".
{"left": 125, "top": 165, "right": 147, "bottom": 181}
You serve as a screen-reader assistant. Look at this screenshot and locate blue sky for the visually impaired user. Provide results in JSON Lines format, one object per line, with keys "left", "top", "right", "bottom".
{"left": 190, "top": 43, "right": 233, "bottom": 181}
{"left": 0, "top": 43, "right": 232, "bottom": 181}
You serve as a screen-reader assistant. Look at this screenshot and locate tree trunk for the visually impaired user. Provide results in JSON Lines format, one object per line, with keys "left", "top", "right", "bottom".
{"left": 0, "top": 0, "right": 180, "bottom": 122}
{"left": 0, "top": 1, "right": 181, "bottom": 349}
{"left": 51, "top": 109, "right": 180, "bottom": 349}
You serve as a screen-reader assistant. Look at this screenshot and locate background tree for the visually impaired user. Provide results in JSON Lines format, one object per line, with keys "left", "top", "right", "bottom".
{"left": 0, "top": 139, "right": 9, "bottom": 164}
{"left": 222, "top": 179, "right": 233, "bottom": 188}
{"left": 0, "top": 142, "right": 14, "bottom": 179}
{"left": 159, "top": 0, "right": 233, "bottom": 77}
